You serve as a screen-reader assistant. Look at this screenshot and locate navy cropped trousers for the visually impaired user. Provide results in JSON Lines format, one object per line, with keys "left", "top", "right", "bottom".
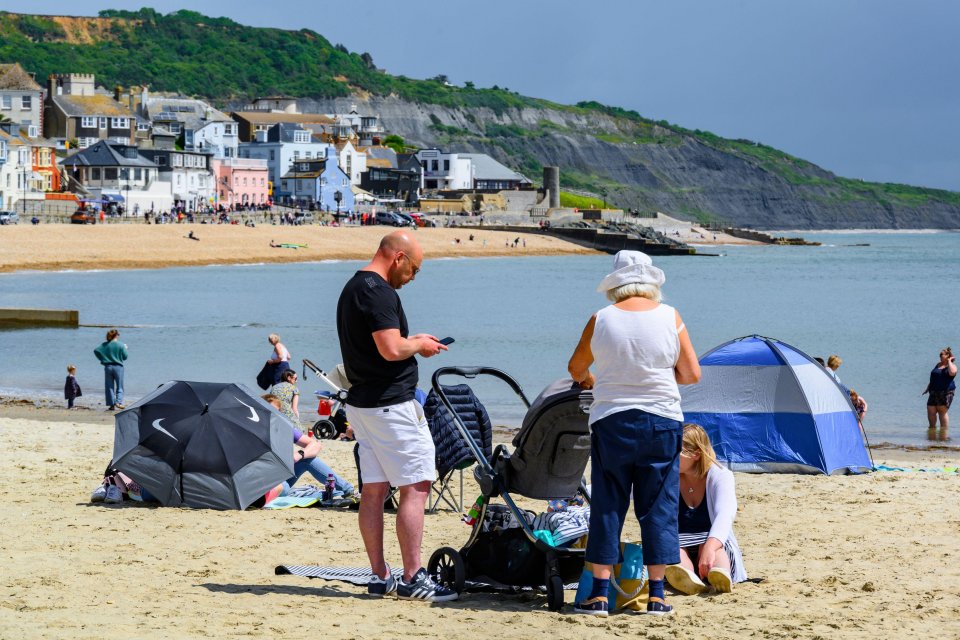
{"left": 585, "top": 408, "right": 682, "bottom": 567}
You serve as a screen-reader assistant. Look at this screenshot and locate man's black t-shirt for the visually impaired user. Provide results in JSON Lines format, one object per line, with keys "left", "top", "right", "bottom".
{"left": 336, "top": 270, "right": 418, "bottom": 408}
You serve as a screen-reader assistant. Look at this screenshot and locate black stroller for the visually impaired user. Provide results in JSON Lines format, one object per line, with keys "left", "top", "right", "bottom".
{"left": 426, "top": 366, "right": 592, "bottom": 611}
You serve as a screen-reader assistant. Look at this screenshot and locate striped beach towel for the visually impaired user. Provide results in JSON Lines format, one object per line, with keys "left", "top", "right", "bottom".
{"left": 678, "top": 532, "right": 745, "bottom": 583}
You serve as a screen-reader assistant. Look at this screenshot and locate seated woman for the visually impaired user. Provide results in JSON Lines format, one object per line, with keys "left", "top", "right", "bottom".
{"left": 665, "top": 424, "right": 747, "bottom": 594}
{"left": 262, "top": 394, "right": 355, "bottom": 498}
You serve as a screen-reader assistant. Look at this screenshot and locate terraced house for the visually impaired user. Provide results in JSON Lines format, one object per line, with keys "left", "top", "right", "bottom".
{"left": 0, "top": 63, "right": 43, "bottom": 131}
{"left": 44, "top": 73, "right": 136, "bottom": 148}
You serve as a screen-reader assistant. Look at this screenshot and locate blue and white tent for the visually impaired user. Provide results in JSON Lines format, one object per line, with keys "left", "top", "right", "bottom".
{"left": 680, "top": 335, "right": 871, "bottom": 475}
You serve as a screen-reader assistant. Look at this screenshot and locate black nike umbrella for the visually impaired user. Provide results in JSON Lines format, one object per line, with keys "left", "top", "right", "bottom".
{"left": 111, "top": 381, "right": 295, "bottom": 510}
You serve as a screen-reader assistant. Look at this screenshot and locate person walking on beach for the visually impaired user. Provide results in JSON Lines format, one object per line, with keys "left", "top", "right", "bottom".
{"left": 64, "top": 364, "right": 82, "bottom": 409}
{"left": 568, "top": 250, "right": 701, "bottom": 617}
{"left": 923, "top": 347, "right": 956, "bottom": 441}
{"left": 94, "top": 329, "right": 128, "bottom": 410}
{"left": 266, "top": 333, "right": 291, "bottom": 385}
{"left": 336, "top": 230, "right": 456, "bottom": 602}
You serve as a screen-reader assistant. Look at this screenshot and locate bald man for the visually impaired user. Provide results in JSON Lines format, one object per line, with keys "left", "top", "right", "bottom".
{"left": 336, "top": 231, "right": 457, "bottom": 602}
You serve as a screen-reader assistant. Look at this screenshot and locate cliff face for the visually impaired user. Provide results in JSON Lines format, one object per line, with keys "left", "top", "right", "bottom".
{"left": 287, "top": 97, "right": 960, "bottom": 230}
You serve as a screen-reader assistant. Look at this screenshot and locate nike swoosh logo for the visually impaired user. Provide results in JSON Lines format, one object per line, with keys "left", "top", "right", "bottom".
{"left": 151, "top": 418, "right": 178, "bottom": 441}
{"left": 235, "top": 398, "right": 260, "bottom": 422}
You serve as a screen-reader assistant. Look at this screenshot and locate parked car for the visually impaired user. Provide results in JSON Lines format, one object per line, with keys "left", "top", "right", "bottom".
{"left": 0, "top": 211, "right": 19, "bottom": 225}
{"left": 294, "top": 212, "right": 314, "bottom": 224}
{"left": 394, "top": 212, "right": 417, "bottom": 227}
{"left": 375, "top": 211, "right": 405, "bottom": 226}
{"left": 70, "top": 210, "right": 97, "bottom": 225}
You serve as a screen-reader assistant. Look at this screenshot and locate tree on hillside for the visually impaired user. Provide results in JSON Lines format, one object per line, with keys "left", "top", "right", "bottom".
{"left": 383, "top": 134, "right": 407, "bottom": 154}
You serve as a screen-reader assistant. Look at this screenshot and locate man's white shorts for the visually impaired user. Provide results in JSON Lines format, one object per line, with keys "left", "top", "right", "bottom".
{"left": 346, "top": 399, "right": 436, "bottom": 487}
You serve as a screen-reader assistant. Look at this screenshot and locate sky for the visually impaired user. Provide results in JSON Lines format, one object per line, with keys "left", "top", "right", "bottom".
{"left": 9, "top": 0, "right": 960, "bottom": 191}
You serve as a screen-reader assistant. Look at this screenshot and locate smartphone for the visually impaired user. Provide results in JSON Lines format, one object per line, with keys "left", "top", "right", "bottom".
{"left": 439, "top": 337, "right": 455, "bottom": 346}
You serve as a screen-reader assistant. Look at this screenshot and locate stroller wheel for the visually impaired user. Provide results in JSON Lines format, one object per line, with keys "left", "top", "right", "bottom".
{"left": 545, "top": 566, "right": 564, "bottom": 612}
{"left": 427, "top": 547, "right": 465, "bottom": 594}
{"left": 312, "top": 419, "right": 337, "bottom": 440}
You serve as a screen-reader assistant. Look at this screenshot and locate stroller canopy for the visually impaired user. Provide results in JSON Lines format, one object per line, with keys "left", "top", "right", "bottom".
{"left": 680, "top": 336, "right": 871, "bottom": 475}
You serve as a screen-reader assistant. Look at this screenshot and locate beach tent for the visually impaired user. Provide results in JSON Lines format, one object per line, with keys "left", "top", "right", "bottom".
{"left": 680, "top": 335, "right": 871, "bottom": 475}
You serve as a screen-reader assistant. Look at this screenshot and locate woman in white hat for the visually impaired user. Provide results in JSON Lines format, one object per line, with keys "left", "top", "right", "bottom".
{"left": 568, "top": 250, "right": 701, "bottom": 617}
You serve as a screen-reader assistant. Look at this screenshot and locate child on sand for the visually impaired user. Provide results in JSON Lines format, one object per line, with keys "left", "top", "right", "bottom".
{"left": 64, "top": 365, "right": 82, "bottom": 409}
{"left": 849, "top": 389, "right": 867, "bottom": 430}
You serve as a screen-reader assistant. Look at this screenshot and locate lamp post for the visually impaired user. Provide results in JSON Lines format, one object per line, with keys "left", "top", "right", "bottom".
{"left": 334, "top": 189, "right": 342, "bottom": 222}
{"left": 21, "top": 165, "right": 28, "bottom": 218}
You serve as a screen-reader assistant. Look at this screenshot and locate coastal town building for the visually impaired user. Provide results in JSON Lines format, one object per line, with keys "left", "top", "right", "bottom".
{"left": 359, "top": 153, "right": 422, "bottom": 206}
{"left": 211, "top": 157, "right": 270, "bottom": 209}
{"left": 278, "top": 146, "right": 354, "bottom": 212}
{"left": 0, "top": 63, "right": 44, "bottom": 131}
{"left": 134, "top": 89, "right": 239, "bottom": 158}
{"left": 44, "top": 74, "right": 136, "bottom": 148}
{"left": 325, "top": 106, "right": 385, "bottom": 146}
{"left": 0, "top": 122, "right": 62, "bottom": 212}
{"left": 230, "top": 110, "right": 335, "bottom": 143}
{"left": 334, "top": 140, "right": 367, "bottom": 185}
{"left": 415, "top": 148, "right": 532, "bottom": 192}
{"left": 60, "top": 140, "right": 173, "bottom": 214}
{"left": 237, "top": 123, "right": 333, "bottom": 195}
{"left": 139, "top": 148, "right": 215, "bottom": 212}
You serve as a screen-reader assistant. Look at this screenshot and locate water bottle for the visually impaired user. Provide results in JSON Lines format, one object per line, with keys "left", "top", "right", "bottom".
{"left": 463, "top": 494, "right": 484, "bottom": 526}
{"left": 324, "top": 473, "right": 336, "bottom": 502}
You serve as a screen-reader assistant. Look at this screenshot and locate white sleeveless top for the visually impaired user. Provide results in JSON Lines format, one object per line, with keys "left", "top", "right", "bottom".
{"left": 589, "top": 303, "right": 684, "bottom": 424}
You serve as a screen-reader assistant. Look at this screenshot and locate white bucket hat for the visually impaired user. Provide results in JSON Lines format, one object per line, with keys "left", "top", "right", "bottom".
{"left": 596, "top": 250, "right": 665, "bottom": 292}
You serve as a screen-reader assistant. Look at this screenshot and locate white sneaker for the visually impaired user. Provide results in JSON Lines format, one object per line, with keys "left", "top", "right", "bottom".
{"left": 707, "top": 567, "right": 732, "bottom": 593}
{"left": 90, "top": 484, "right": 108, "bottom": 503}
{"left": 104, "top": 485, "right": 123, "bottom": 504}
{"left": 665, "top": 564, "right": 707, "bottom": 595}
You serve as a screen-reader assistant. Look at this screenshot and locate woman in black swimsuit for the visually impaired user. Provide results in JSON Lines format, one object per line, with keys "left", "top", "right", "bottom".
{"left": 924, "top": 347, "right": 957, "bottom": 441}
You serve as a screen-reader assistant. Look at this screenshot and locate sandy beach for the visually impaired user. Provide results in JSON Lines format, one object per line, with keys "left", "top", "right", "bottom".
{"left": 0, "top": 224, "right": 597, "bottom": 273}
{"left": 1, "top": 402, "right": 958, "bottom": 640}
{"left": 0, "top": 221, "right": 761, "bottom": 274}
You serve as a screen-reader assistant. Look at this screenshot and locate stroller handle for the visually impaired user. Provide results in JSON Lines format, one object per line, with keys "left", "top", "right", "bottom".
{"left": 302, "top": 359, "right": 348, "bottom": 402}
{"left": 431, "top": 366, "right": 531, "bottom": 477}
{"left": 431, "top": 366, "right": 530, "bottom": 405}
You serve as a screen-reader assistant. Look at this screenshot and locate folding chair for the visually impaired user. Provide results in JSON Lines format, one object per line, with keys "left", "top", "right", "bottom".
{"left": 423, "top": 383, "right": 493, "bottom": 513}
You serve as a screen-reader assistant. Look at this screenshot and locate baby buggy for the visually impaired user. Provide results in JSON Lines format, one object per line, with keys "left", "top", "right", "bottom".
{"left": 425, "top": 366, "right": 592, "bottom": 611}
{"left": 301, "top": 359, "right": 352, "bottom": 440}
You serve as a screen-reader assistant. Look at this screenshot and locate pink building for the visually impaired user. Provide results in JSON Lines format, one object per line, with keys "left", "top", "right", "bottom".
{"left": 213, "top": 157, "right": 270, "bottom": 209}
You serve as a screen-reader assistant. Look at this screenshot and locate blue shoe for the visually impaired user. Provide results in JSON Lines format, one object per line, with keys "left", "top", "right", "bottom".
{"left": 367, "top": 565, "right": 397, "bottom": 597}
{"left": 645, "top": 596, "right": 674, "bottom": 616}
{"left": 573, "top": 596, "right": 609, "bottom": 617}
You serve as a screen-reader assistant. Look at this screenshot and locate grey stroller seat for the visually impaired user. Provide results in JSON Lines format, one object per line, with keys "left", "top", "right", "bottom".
{"left": 498, "top": 378, "right": 592, "bottom": 500}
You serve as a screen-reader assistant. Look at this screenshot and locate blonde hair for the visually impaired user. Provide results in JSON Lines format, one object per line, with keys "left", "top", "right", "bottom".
{"left": 260, "top": 393, "right": 281, "bottom": 408}
{"left": 827, "top": 355, "right": 842, "bottom": 370}
{"left": 607, "top": 282, "right": 662, "bottom": 303}
{"left": 268, "top": 333, "right": 280, "bottom": 344}
{"left": 682, "top": 423, "right": 718, "bottom": 479}
{"left": 67, "top": 364, "right": 77, "bottom": 373}
{"left": 106, "top": 329, "right": 119, "bottom": 341}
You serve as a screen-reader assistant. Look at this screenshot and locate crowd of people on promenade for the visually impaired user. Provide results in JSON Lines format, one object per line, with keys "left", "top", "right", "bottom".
{"left": 72, "top": 230, "right": 955, "bottom": 616}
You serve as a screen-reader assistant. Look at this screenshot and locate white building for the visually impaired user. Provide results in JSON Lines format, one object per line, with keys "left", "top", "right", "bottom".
{"left": 416, "top": 148, "right": 473, "bottom": 190}
{"left": 140, "top": 149, "right": 216, "bottom": 211}
{"left": 335, "top": 140, "right": 367, "bottom": 186}
{"left": 238, "top": 123, "right": 333, "bottom": 200}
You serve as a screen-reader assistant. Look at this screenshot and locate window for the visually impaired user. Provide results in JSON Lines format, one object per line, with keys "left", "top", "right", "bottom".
{"left": 78, "top": 137, "right": 97, "bottom": 149}
{"left": 169, "top": 123, "right": 182, "bottom": 134}
{"left": 21, "top": 95, "right": 32, "bottom": 110}
{"left": 269, "top": 150, "right": 275, "bottom": 160}
{"left": 113, "top": 137, "right": 128, "bottom": 145}
{"left": 431, "top": 160, "right": 438, "bottom": 171}
{"left": 110, "top": 117, "right": 129, "bottom": 129}
{"left": 224, "top": 124, "right": 235, "bottom": 135}
{"left": 81, "top": 116, "right": 97, "bottom": 129}
{"left": 243, "top": 177, "right": 247, "bottom": 186}
{"left": 157, "top": 157, "right": 167, "bottom": 166}
{"left": 294, "top": 131, "right": 310, "bottom": 143}
{"left": 134, "top": 168, "right": 142, "bottom": 181}
{"left": 98, "top": 117, "right": 107, "bottom": 129}
{"left": 138, "top": 122, "right": 150, "bottom": 131}
{"left": 0, "top": 142, "right": 5, "bottom": 161}
{"left": 260, "top": 178, "right": 264, "bottom": 186}
{"left": 1, "top": 95, "right": 10, "bottom": 109}
{"left": 92, "top": 168, "right": 101, "bottom": 180}
{"left": 293, "top": 150, "right": 300, "bottom": 159}
{"left": 443, "top": 160, "right": 450, "bottom": 171}
{"left": 105, "top": 168, "right": 118, "bottom": 180}
{"left": 304, "top": 151, "right": 311, "bottom": 159}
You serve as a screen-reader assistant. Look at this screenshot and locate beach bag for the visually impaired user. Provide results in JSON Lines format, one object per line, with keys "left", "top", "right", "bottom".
{"left": 575, "top": 541, "right": 649, "bottom": 611}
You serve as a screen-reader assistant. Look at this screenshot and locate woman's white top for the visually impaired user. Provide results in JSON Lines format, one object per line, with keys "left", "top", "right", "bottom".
{"left": 705, "top": 464, "right": 748, "bottom": 582}
{"left": 589, "top": 303, "right": 683, "bottom": 424}
{"left": 274, "top": 344, "right": 290, "bottom": 362}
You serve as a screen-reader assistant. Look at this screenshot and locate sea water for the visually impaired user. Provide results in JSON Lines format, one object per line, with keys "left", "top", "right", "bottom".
{"left": 0, "top": 231, "right": 956, "bottom": 446}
